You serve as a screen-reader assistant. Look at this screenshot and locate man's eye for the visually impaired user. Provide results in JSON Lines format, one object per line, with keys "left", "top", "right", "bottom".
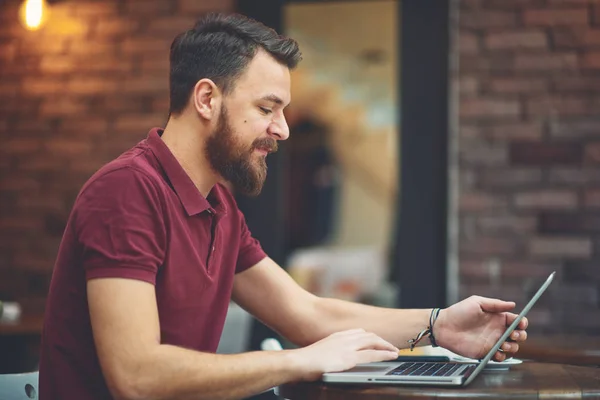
{"left": 259, "top": 107, "right": 272, "bottom": 115}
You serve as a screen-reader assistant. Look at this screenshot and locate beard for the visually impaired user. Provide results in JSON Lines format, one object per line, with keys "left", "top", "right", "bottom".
{"left": 205, "top": 106, "right": 278, "bottom": 196}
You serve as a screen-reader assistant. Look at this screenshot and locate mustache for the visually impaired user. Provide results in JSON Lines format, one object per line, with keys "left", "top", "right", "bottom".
{"left": 252, "top": 137, "right": 278, "bottom": 154}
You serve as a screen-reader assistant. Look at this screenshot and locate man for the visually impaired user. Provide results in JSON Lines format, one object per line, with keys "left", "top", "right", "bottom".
{"left": 39, "top": 13, "right": 527, "bottom": 400}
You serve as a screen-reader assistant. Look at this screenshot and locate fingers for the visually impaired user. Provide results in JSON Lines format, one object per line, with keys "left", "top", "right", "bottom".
{"left": 500, "top": 341, "right": 519, "bottom": 353}
{"left": 504, "top": 313, "right": 528, "bottom": 331}
{"left": 355, "top": 349, "right": 401, "bottom": 365}
{"left": 509, "top": 329, "right": 527, "bottom": 342}
{"left": 478, "top": 297, "right": 516, "bottom": 313}
{"left": 354, "top": 332, "right": 399, "bottom": 353}
{"left": 493, "top": 350, "right": 506, "bottom": 362}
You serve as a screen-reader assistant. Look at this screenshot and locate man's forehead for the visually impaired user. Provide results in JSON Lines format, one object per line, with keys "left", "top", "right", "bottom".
{"left": 234, "top": 51, "right": 291, "bottom": 104}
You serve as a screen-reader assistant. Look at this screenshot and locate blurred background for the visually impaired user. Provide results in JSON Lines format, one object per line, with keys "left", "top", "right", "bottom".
{"left": 1, "top": 0, "right": 599, "bottom": 374}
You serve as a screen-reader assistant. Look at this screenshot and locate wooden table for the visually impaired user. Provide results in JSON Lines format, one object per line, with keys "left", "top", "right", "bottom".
{"left": 518, "top": 335, "right": 600, "bottom": 366}
{"left": 279, "top": 363, "right": 600, "bottom": 399}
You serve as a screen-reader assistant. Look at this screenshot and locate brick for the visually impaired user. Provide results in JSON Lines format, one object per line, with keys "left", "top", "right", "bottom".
{"left": 459, "top": 141, "right": 508, "bottom": 166}
{"left": 553, "top": 28, "right": 600, "bottom": 48}
{"left": 485, "top": 77, "right": 548, "bottom": 94}
{"left": 461, "top": 123, "right": 544, "bottom": 141}
{"left": 459, "top": 77, "right": 478, "bottom": 95}
{"left": 125, "top": 1, "right": 175, "bottom": 15}
{"left": 527, "top": 96, "right": 597, "bottom": 117}
{"left": 529, "top": 237, "right": 592, "bottom": 258}
{"left": 45, "top": 15, "right": 88, "bottom": 37}
{"left": 513, "top": 190, "right": 578, "bottom": 209}
{"left": 122, "top": 73, "right": 169, "bottom": 93}
{"left": 562, "top": 307, "right": 600, "bottom": 329}
{"left": 509, "top": 142, "right": 582, "bottom": 166}
{"left": 459, "top": 192, "right": 508, "bottom": 212}
{"left": 539, "top": 212, "right": 600, "bottom": 234}
{"left": 67, "top": 78, "right": 118, "bottom": 95}
{"left": 581, "top": 51, "right": 600, "bottom": 69}
{"left": 548, "top": 168, "right": 600, "bottom": 185}
{"left": 585, "top": 141, "right": 600, "bottom": 163}
{"left": 460, "top": 54, "right": 514, "bottom": 73}
{"left": 477, "top": 215, "right": 538, "bottom": 234}
{"left": 40, "top": 98, "right": 87, "bottom": 116}
{"left": 458, "top": 284, "right": 526, "bottom": 305}
{"left": 459, "top": 236, "right": 518, "bottom": 256}
{"left": 16, "top": 194, "right": 65, "bottom": 213}
{"left": 78, "top": 59, "right": 134, "bottom": 74}
{"left": 514, "top": 53, "right": 578, "bottom": 71}
{"left": 564, "top": 261, "right": 600, "bottom": 282}
{"left": 45, "top": 140, "right": 92, "bottom": 157}
{"left": 140, "top": 56, "right": 171, "bottom": 72}
{"left": 459, "top": 10, "right": 518, "bottom": 29}
{"left": 178, "top": 0, "right": 233, "bottom": 13}
{"left": 114, "top": 114, "right": 167, "bottom": 133}
{"left": 1, "top": 139, "right": 42, "bottom": 154}
{"left": 524, "top": 8, "right": 589, "bottom": 26}
{"left": 94, "top": 95, "right": 152, "bottom": 114}
{"left": 460, "top": 98, "right": 521, "bottom": 119}
{"left": 552, "top": 76, "right": 600, "bottom": 92}
{"left": 19, "top": 37, "right": 68, "bottom": 56}
{"left": 21, "top": 79, "right": 65, "bottom": 95}
{"left": 460, "top": 259, "right": 553, "bottom": 281}
{"left": 152, "top": 97, "right": 170, "bottom": 113}
{"left": 485, "top": 30, "right": 548, "bottom": 50}
{"left": 479, "top": 168, "right": 543, "bottom": 188}
{"left": 40, "top": 56, "right": 73, "bottom": 74}
{"left": 95, "top": 20, "right": 140, "bottom": 37}
{"left": 0, "top": 82, "right": 19, "bottom": 97}
{"left": 0, "top": 41, "right": 16, "bottom": 61}
{"left": 0, "top": 216, "right": 42, "bottom": 232}
{"left": 121, "top": 38, "right": 172, "bottom": 55}
{"left": 459, "top": 33, "right": 479, "bottom": 54}
{"left": 0, "top": 177, "right": 39, "bottom": 191}
{"left": 556, "top": 285, "right": 599, "bottom": 306}
{"left": 72, "top": 2, "right": 119, "bottom": 17}
{"left": 593, "top": 4, "right": 600, "bottom": 26}
{"left": 584, "top": 189, "right": 600, "bottom": 207}
{"left": 147, "top": 17, "right": 198, "bottom": 35}
{"left": 69, "top": 40, "right": 116, "bottom": 56}
{"left": 59, "top": 118, "right": 108, "bottom": 135}
{"left": 459, "top": 0, "right": 481, "bottom": 9}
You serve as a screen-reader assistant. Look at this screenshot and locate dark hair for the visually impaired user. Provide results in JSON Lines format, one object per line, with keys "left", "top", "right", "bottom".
{"left": 168, "top": 13, "right": 302, "bottom": 115}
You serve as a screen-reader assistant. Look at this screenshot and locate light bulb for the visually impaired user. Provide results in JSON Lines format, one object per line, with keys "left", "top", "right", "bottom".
{"left": 19, "top": 0, "right": 49, "bottom": 31}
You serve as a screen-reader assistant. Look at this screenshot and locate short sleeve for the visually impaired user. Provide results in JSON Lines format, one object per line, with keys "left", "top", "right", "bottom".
{"left": 73, "top": 167, "right": 166, "bottom": 284}
{"left": 235, "top": 208, "right": 267, "bottom": 274}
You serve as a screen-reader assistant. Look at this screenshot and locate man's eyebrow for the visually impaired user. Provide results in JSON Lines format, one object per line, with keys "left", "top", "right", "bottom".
{"left": 260, "top": 94, "right": 286, "bottom": 106}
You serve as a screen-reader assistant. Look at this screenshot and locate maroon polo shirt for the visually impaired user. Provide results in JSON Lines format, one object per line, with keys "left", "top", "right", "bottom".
{"left": 39, "top": 128, "right": 267, "bottom": 399}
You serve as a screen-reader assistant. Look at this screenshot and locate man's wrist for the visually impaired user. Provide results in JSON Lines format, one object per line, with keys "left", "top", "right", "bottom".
{"left": 431, "top": 308, "right": 445, "bottom": 348}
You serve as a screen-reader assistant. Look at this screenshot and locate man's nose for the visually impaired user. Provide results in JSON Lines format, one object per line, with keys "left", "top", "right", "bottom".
{"left": 267, "top": 115, "right": 289, "bottom": 141}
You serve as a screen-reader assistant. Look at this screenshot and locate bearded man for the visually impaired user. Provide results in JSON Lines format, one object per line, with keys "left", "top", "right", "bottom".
{"left": 39, "top": 12, "right": 528, "bottom": 400}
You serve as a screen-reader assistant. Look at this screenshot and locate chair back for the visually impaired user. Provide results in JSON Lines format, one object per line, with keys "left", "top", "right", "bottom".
{"left": 0, "top": 371, "right": 38, "bottom": 400}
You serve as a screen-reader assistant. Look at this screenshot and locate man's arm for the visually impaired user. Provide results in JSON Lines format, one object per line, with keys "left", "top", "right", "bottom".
{"left": 232, "top": 257, "right": 431, "bottom": 348}
{"left": 232, "top": 258, "right": 527, "bottom": 360}
{"left": 88, "top": 277, "right": 399, "bottom": 400}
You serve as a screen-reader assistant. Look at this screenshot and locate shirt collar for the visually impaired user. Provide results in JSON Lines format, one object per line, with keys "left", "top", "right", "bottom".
{"left": 146, "top": 127, "right": 227, "bottom": 217}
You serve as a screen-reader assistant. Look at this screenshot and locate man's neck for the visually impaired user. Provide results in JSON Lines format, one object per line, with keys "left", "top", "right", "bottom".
{"left": 161, "top": 118, "right": 218, "bottom": 198}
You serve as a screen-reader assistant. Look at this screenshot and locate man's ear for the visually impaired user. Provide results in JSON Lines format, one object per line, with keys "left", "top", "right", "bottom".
{"left": 192, "top": 78, "right": 221, "bottom": 121}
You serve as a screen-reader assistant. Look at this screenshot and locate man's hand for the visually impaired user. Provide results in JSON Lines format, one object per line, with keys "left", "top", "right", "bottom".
{"left": 434, "top": 296, "right": 528, "bottom": 362}
{"left": 292, "top": 329, "right": 400, "bottom": 381}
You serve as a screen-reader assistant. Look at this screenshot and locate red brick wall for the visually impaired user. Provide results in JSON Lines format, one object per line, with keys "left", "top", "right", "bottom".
{"left": 0, "top": 0, "right": 232, "bottom": 310}
{"left": 457, "top": 0, "right": 600, "bottom": 333}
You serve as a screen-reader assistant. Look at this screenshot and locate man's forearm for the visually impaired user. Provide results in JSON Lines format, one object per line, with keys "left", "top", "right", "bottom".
{"left": 306, "top": 297, "right": 433, "bottom": 349}
{"left": 122, "top": 345, "right": 303, "bottom": 400}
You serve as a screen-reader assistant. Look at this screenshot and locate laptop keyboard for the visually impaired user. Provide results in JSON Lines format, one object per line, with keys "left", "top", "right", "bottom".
{"left": 387, "top": 362, "right": 467, "bottom": 377}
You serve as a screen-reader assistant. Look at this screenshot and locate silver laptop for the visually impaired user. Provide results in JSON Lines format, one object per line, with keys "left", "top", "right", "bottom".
{"left": 322, "top": 271, "right": 555, "bottom": 387}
